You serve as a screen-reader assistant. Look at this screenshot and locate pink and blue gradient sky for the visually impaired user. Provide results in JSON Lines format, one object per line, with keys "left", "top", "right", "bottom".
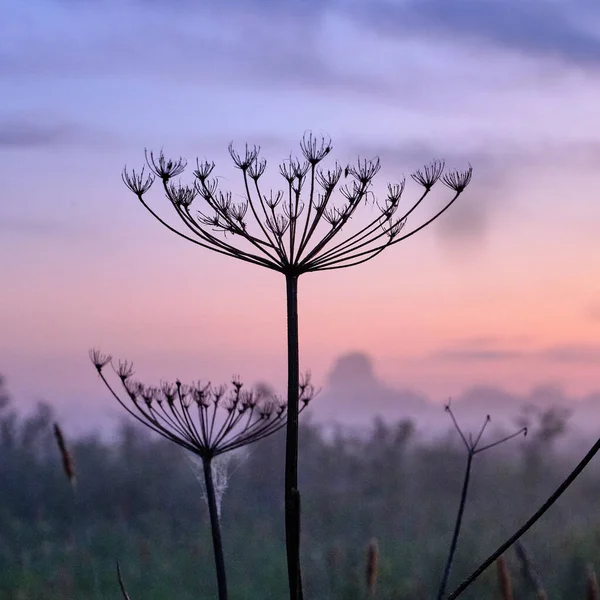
{"left": 1, "top": 0, "right": 600, "bottom": 426}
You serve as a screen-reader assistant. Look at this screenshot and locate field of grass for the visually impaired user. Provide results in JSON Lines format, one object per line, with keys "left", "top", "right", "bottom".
{"left": 1, "top": 389, "right": 599, "bottom": 599}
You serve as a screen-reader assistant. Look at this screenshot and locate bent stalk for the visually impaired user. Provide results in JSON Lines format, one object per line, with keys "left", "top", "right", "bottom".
{"left": 446, "top": 435, "right": 600, "bottom": 599}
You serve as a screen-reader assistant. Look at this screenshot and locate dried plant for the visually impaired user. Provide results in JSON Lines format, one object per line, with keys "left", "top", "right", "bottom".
{"left": 53, "top": 422, "right": 76, "bottom": 489}
{"left": 587, "top": 564, "right": 599, "bottom": 600}
{"left": 436, "top": 404, "right": 526, "bottom": 600}
{"left": 365, "top": 538, "right": 379, "bottom": 598}
{"left": 447, "top": 432, "right": 600, "bottom": 599}
{"left": 117, "top": 561, "right": 132, "bottom": 600}
{"left": 515, "top": 541, "right": 547, "bottom": 599}
{"left": 327, "top": 542, "right": 344, "bottom": 596}
{"left": 496, "top": 556, "right": 514, "bottom": 600}
{"left": 122, "top": 133, "right": 471, "bottom": 600}
{"left": 91, "top": 349, "right": 315, "bottom": 600}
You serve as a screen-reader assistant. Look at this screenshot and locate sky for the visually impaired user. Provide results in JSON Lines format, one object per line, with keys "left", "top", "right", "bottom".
{"left": 2, "top": 0, "right": 600, "bottom": 429}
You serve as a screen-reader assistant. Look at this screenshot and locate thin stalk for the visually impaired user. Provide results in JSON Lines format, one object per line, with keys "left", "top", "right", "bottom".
{"left": 203, "top": 458, "right": 228, "bottom": 600}
{"left": 437, "top": 453, "right": 473, "bottom": 600}
{"left": 285, "top": 273, "right": 301, "bottom": 600}
{"left": 446, "top": 434, "right": 600, "bottom": 599}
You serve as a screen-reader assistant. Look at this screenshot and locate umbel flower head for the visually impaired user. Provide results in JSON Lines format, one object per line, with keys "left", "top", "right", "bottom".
{"left": 90, "top": 350, "right": 315, "bottom": 459}
{"left": 122, "top": 132, "right": 472, "bottom": 274}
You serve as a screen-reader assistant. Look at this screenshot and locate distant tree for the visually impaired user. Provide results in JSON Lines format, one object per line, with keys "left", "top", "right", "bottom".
{"left": 516, "top": 404, "right": 571, "bottom": 482}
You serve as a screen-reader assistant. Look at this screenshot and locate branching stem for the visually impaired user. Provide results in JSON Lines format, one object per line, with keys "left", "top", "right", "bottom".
{"left": 446, "top": 434, "right": 600, "bottom": 599}
{"left": 437, "top": 453, "right": 473, "bottom": 600}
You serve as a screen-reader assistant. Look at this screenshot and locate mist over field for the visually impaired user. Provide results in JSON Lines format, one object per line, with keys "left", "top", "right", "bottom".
{"left": 12, "top": 350, "right": 600, "bottom": 441}
{"left": 0, "top": 370, "right": 597, "bottom": 599}
{"left": 2, "top": 0, "right": 600, "bottom": 598}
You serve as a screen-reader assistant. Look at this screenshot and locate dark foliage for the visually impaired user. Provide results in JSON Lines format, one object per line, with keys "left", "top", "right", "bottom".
{"left": 0, "top": 377, "right": 597, "bottom": 600}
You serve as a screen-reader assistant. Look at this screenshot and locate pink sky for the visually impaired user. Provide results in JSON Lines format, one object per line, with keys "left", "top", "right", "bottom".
{"left": 1, "top": 0, "right": 600, "bottom": 427}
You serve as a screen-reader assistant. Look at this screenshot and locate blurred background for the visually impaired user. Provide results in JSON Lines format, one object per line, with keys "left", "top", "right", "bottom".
{"left": 2, "top": 0, "right": 600, "bottom": 598}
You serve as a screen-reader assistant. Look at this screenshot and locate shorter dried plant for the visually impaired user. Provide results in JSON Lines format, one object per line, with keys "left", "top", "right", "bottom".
{"left": 365, "top": 537, "right": 379, "bottom": 598}
{"left": 496, "top": 556, "right": 514, "bottom": 600}
{"left": 117, "top": 562, "right": 132, "bottom": 600}
{"left": 53, "top": 422, "right": 76, "bottom": 489}
{"left": 515, "top": 541, "right": 547, "bottom": 599}
{"left": 436, "top": 404, "right": 527, "bottom": 600}
{"left": 90, "top": 349, "right": 315, "bottom": 600}
{"left": 587, "top": 563, "right": 599, "bottom": 600}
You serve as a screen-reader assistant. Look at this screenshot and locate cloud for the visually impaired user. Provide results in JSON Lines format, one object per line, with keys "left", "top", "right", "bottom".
{"left": 430, "top": 338, "right": 600, "bottom": 365}
{"left": 585, "top": 303, "right": 600, "bottom": 321}
{"left": 0, "top": 216, "right": 78, "bottom": 237}
{"left": 430, "top": 337, "right": 524, "bottom": 362}
{"left": 342, "top": 140, "right": 514, "bottom": 247}
{"left": 6, "top": 0, "right": 565, "bottom": 123}
{"left": 357, "top": 0, "right": 600, "bottom": 68}
{"left": 0, "top": 116, "right": 116, "bottom": 149}
{"left": 0, "top": 1, "right": 414, "bottom": 108}
{"left": 341, "top": 135, "right": 600, "bottom": 248}
{"left": 436, "top": 348, "right": 524, "bottom": 362}
{"left": 538, "top": 344, "right": 600, "bottom": 364}
{"left": 431, "top": 348, "right": 523, "bottom": 363}
{"left": 0, "top": 119, "right": 74, "bottom": 148}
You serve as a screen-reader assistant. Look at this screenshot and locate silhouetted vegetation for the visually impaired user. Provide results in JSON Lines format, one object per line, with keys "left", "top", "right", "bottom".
{"left": 123, "top": 133, "right": 473, "bottom": 599}
{"left": 1, "top": 377, "right": 599, "bottom": 600}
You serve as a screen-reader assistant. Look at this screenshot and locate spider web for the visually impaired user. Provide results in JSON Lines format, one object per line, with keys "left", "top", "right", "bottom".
{"left": 185, "top": 450, "right": 247, "bottom": 519}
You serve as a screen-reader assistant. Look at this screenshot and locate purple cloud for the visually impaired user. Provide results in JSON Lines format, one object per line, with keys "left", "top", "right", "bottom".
{"left": 431, "top": 338, "right": 600, "bottom": 365}
{"left": 356, "top": 0, "right": 600, "bottom": 68}
{"left": 0, "top": 116, "right": 117, "bottom": 150}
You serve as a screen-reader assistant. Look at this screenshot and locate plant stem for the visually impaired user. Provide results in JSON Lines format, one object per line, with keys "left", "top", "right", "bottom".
{"left": 437, "top": 452, "right": 473, "bottom": 600}
{"left": 203, "top": 458, "right": 228, "bottom": 600}
{"left": 285, "top": 273, "right": 301, "bottom": 600}
{"left": 446, "top": 435, "right": 600, "bottom": 599}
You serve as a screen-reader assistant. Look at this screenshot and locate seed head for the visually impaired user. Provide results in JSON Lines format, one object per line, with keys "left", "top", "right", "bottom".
{"left": 145, "top": 150, "right": 187, "bottom": 181}
{"left": 53, "top": 423, "right": 76, "bottom": 489}
{"left": 92, "top": 356, "right": 316, "bottom": 460}
{"left": 366, "top": 538, "right": 379, "bottom": 597}
{"left": 89, "top": 349, "right": 112, "bottom": 372}
{"left": 228, "top": 143, "right": 260, "bottom": 171}
{"left": 122, "top": 167, "right": 154, "bottom": 196}
{"left": 300, "top": 131, "right": 332, "bottom": 165}
{"left": 123, "top": 133, "right": 472, "bottom": 275}
{"left": 442, "top": 165, "right": 473, "bottom": 193}
{"left": 167, "top": 182, "right": 197, "bottom": 207}
{"left": 248, "top": 157, "right": 267, "bottom": 180}
{"left": 411, "top": 160, "right": 445, "bottom": 189}
{"left": 193, "top": 159, "right": 216, "bottom": 182}
{"left": 114, "top": 360, "right": 135, "bottom": 382}
{"left": 346, "top": 157, "right": 381, "bottom": 185}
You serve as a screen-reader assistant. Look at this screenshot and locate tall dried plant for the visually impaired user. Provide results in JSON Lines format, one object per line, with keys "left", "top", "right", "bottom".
{"left": 122, "top": 133, "right": 472, "bottom": 600}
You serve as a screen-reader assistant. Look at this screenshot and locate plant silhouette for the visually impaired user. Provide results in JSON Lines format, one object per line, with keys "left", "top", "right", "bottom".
{"left": 91, "top": 349, "right": 315, "bottom": 600}
{"left": 122, "top": 132, "right": 472, "bottom": 600}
